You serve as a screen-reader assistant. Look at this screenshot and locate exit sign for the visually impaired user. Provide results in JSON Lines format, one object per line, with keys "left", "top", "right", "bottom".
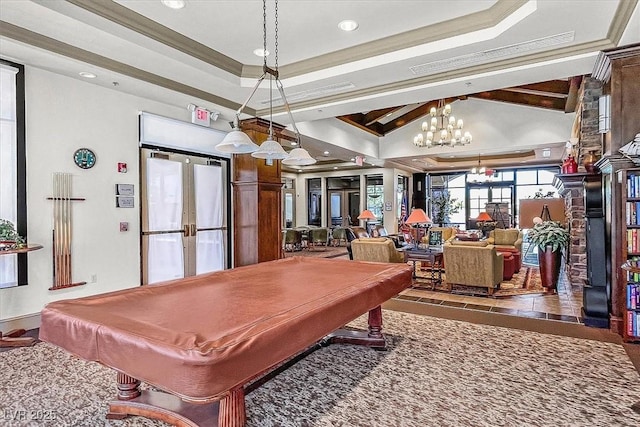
{"left": 191, "top": 106, "right": 210, "bottom": 127}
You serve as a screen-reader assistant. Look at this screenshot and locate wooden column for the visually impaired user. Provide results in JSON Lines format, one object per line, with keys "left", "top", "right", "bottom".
{"left": 592, "top": 44, "right": 640, "bottom": 336}
{"left": 232, "top": 118, "right": 287, "bottom": 267}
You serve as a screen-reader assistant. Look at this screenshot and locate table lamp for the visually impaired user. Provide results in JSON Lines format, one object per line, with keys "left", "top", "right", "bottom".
{"left": 475, "top": 211, "right": 496, "bottom": 237}
{"left": 357, "top": 209, "right": 377, "bottom": 234}
{"left": 405, "top": 208, "right": 431, "bottom": 245}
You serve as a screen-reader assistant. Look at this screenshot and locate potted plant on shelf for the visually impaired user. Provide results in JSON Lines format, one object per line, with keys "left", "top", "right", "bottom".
{"left": 0, "top": 219, "right": 25, "bottom": 250}
{"left": 526, "top": 220, "right": 570, "bottom": 291}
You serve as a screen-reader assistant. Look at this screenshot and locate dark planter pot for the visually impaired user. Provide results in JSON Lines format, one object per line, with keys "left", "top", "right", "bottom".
{"left": 538, "top": 245, "right": 562, "bottom": 291}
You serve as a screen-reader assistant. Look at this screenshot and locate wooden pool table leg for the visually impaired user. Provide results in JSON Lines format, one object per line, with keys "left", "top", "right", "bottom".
{"left": 219, "top": 387, "right": 246, "bottom": 427}
{"left": 106, "top": 372, "right": 246, "bottom": 426}
{"left": 323, "top": 305, "right": 387, "bottom": 350}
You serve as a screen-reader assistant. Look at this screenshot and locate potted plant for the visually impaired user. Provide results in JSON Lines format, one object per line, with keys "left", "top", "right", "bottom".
{"left": 526, "top": 220, "right": 569, "bottom": 291}
{"left": 430, "top": 190, "right": 462, "bottom": 226}
{"left": 0, "top": 219, "right": 25, "bottom": 250}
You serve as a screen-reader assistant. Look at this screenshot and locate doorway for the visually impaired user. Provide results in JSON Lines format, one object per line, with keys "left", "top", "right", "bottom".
{"left": 328, "top": 190, "right": 360, "bottom": 227}
{"left": 140, "top": 148, "right": 229, "bottom": 285}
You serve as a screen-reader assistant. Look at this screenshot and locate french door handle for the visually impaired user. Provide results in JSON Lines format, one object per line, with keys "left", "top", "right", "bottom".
{"left": 191, "top": 224, "right": 197, "bottom": 236}
{"left": 184, "top": 224, "right": 190, "bottom": 237}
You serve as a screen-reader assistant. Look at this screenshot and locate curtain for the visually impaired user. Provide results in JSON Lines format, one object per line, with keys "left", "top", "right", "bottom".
{"left": 194, "top": 164, "right": 224, "bottom": 274}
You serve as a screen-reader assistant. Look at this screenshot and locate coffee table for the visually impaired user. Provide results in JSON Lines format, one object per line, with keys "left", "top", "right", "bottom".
{"left": 402, "top": 247, "right": 443, "bottom": 288}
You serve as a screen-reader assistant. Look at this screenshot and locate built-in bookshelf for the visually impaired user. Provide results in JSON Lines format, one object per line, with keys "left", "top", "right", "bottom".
{"left": 623, "top": 169, "right": 640, "bottom": 342}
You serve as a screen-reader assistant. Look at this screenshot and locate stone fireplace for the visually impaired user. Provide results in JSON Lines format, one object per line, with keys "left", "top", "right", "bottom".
{"left": 553, "top": 77, "right": 604, "bottom": 288}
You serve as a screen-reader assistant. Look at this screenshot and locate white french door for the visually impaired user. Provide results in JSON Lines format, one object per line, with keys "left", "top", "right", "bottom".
{"left": 141, "top": 149, "right": 228, "bottom": 285}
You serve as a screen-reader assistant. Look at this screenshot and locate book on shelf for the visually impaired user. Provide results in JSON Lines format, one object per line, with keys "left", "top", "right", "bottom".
{"left": 628, "top": 283, "right": 640, "bottom": 309}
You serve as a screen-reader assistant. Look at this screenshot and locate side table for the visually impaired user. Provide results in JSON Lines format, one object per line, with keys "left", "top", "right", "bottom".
{"left": 402, "top": 248, "right": 443, "bottom": 289}
{"left": 0, "top": 244, "right": 43, "bottom": 348}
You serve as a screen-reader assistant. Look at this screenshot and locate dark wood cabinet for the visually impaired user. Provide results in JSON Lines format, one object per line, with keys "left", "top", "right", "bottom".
{"left": 232, "top": 119, "right": 284, "bottom": 267}
{"left": 582, "top": 176, "right": 609, "bottom": 327}
{"left": 592, "top": 44, "right": 640, "bottom": 336}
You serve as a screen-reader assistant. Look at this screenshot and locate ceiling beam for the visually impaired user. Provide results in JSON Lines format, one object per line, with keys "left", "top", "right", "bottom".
{"left": 468, "top": 90, "right": 566, "bottom": 111}
{"left": 382, "top": 97, "right": 460, "bottom": 135}
{"left": 504, "top": 80, "right": 571, "bottom": 98}
{"left": 363, "top": 106, "right": 404, "bottom": 126}
{"left": 336, "top": 114, "right": 385, "bottom": 136}
{"left": 564, "top": 76, "right": 583, "bottom": 113}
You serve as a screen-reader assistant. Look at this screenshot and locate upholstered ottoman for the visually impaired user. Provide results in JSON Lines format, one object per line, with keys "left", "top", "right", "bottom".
{"left": 501, "top": 253, "right": 516, "bottom": 280}
{"left": 496, "top": 248, "right": 521, "bottom": 272}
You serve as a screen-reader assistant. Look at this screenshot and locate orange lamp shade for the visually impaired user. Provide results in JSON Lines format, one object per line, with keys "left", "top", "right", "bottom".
{"left": 406, "top": 208, "right": 431, "bottom": 225}
{"left": 476, "top": 212, "right": 493, "bottom": 222}
{"left": 357, "top": 209, "right": 376, "bottom": 220}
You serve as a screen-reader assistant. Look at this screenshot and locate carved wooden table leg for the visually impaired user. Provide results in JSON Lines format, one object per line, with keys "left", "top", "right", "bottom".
{"left": 322, "top": 305, "right": 387, "bottom": 350}
{"left": 107, "top": 372, "right": 141, "bottom": 420}
{"left": 219, "top": 387, "right": 246, "bottom": 427}
{"left": 367, "top": 305, "right": 383, "bottom": 339}
{"left": 107, "top": 370, "right": 222, "bottom": 426}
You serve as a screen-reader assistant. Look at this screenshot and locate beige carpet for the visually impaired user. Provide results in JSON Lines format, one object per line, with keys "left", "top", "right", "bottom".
{"left": 1, "top": 310, "right": 639, "bottom": 426}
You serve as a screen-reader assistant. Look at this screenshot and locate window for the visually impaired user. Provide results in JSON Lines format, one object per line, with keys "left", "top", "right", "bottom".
{"left": 0, "top": 59, "right": 27, "bottom": 287}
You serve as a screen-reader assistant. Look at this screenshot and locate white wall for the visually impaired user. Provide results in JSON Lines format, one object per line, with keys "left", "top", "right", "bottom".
{"left": 0, "top": 66, "right": 210, "bottom": 326}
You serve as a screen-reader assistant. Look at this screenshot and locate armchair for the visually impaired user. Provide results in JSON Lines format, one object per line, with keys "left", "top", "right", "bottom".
{"left": 487, "top": 228, "right": 523, "bottom": 271}
{"left": 308, "top": 227, "right": 330, "bottom": 250}
{"left": 282, "top": 229, "right": 302, "bottom": 252}
{"left": 421, "top": 226, "right": 457, "bottom": 246}
{"left": 443, "top": 240, "right": 504, "bottom": 295}
{"left": 350, "top": 238, "right": 405, "bottom": 264}
{"left": 346, "top": 227, "right": 370, "bottom": 260}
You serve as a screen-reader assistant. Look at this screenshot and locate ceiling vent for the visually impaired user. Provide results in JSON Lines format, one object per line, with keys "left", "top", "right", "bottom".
{"left": 261, "top": 81, "right": 356, "bottom": 105}
{"left": 410, "top": 31, "right": 575, "bottom": 76}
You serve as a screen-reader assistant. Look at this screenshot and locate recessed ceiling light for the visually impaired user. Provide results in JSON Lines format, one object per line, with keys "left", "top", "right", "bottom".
{"left": 351, "top": 158, "right": 355, "bottom": 162}
{"left": 79, "top": 72, "right": 96, "bottom": 79}
{"left": 333, "top": 166, "right": 338, "bottom": 170}
{"left": 253, "top": 48, "right": 269, "bottom": 57}
{"left": 290, "top": 141, "right": 297, "bottom": 146}
{"left": 298, "top": 169, "right": 303, "bottom": 172}
{"left": 338, "top": 20, "right": 359, "bottom": 32}
{"left": 411, "top": 159, "right": 418, "bottom": 162}
{"left": 323, "top": 151, "right": 329, "bottom": 156}
{"left": 161, "top": 0, "right": 185, "bottom": 9}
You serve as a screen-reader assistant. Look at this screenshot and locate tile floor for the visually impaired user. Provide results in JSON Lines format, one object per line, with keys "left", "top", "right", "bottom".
{"left": 395, "top": 265, "right": 584, "bottom": 324}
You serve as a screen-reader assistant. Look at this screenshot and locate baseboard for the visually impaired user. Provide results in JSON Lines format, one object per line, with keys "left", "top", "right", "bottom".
{"left": 0, "top": 312, "right": 41, "bottom": 333}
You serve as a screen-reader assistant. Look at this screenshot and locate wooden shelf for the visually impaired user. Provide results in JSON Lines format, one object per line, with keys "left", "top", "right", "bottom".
{"left": 0, "top": 243, "right": 43, "bottom": 255}
{"left": 0, "top": 243, "right": 43, "bottom": 348}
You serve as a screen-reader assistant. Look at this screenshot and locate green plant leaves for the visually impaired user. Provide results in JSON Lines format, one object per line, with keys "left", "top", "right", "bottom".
{"left": 527, "top": 220, "right": 569, "bottom": 251}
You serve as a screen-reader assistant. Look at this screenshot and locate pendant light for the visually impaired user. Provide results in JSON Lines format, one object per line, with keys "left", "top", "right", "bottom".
{"left": 251, "top": 0, "right": 288, "bottom": 161}
{"left": 217, "top": 0, "right": 315, "bottom": 166}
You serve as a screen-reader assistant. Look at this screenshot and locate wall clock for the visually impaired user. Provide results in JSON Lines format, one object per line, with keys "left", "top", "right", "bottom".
{"left": 73, "top": 148, "right": 97, "bottom": 169}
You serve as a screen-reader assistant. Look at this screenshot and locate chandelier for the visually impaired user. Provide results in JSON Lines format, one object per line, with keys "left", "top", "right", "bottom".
{"left": 469, "top": 154, "right": 497, "bottom": 182}
{"left": 413, "top": 99, "right": 472, "bottom": 148}
{"left": 215, "top": 0, "right": 316, "bottom": 166}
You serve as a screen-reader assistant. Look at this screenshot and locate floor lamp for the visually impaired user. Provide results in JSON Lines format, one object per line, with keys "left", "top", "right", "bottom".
{"left": 405, "top": 208, "right": 431, "bottom": 246}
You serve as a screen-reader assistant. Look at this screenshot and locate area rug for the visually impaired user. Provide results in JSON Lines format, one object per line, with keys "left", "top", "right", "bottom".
{"left": 413, "top": 265, "right": 546, "bottom": 297}
{"left": 1, "top": 310, "right": 639, "bottom": 426}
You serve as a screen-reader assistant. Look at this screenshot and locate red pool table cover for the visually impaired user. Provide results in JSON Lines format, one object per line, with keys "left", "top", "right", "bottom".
{"left": 40, "top": 257, "right": 411, "bottom": 402}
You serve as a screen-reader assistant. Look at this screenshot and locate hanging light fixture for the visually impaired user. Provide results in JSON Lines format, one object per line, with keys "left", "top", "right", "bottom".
{"left": 469, "top": 154, "right": 497, "bottom": 182}
{"left": 413, "top": 99, "right": 472, "bottom": 148}
{"left": 216, "top": 0, "right": 315, "bottom": 166}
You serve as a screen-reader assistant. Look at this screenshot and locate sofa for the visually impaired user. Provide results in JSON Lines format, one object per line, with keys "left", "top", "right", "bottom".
{"left": 487, "top": 228, "right": 523, "bottom": 271}
{"left": 350, "top": 238, "right": 405, "bottom": 264}
{"left": 443, "top": 240, "right": 504, "bottom": 295}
